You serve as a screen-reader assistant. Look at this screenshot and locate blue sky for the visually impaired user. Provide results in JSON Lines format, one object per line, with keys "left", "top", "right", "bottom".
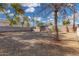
{"left": 0, "top": 3, "right": 79, "bottom": 25}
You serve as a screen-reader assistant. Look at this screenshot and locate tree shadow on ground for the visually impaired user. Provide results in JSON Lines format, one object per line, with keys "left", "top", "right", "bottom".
{"left": 0, "top": 36, "right": 30, "bottom": 56}
{"left": 9, "top": 32, "right": 56, "bottom": 40}
{"left": 0, "top": 36, "right": 79, "bottom": 56}
{"left": 0, "top": 32, "right": 79, "bottom": 56}
{"left": 18, "top": 43, "right": 79, "bottom": 56}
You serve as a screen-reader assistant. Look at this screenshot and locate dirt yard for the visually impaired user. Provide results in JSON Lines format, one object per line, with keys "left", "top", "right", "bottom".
{"left": 0, "top": 32, "right": 79, "bottom": 56}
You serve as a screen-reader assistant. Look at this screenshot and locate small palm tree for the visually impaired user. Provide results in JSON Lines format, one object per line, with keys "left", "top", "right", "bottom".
{"left": 0, "top": 4, "right": 13, "bottom": 26}
{"left": 11, "top": 3, "right": 24, "bottom": 15}
{"left": 63, "top": 19, "right": 70, "bottom": 32}
{"left": 23, "top": 16, "right": 30, "bottom": 27}
{"left": 9, "top": 20, "right": 17, "bottom": 27}
{"left": 11, "top": 3, "right": 25, "bottom": 28}
{"left": 0, "top": 4, "right": 8, "bottom": 13}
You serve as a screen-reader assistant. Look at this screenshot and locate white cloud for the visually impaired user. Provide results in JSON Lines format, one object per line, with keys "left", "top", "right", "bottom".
{"left": 6, "top": 10, "right": 10, "bottom": 13}
{"left": 34, "top": 17, "right": 41, "bottom": 21}
{"left": 70, "top": 20, "right": 73, "bottom": 25}
{"left": 9, "top": 13, "right": 14, "bottom": 16}
{"left": 47, "top": 19, "right": 54, "bottom": 23}
{"left": 25, "top": 7, "right": 35, "bottom": 12}
{"left": 57, "top": 12, "right": 60, "bottom": 15}
{"left": 28, "top": 16, "right": 31, "bottom": 19}
{"left": 50, "top": 19, "right": 53, "bottom": 21}
{"left": 38, "top": 17, "right": 41, "bottom": 21}
{"left": 22, "top": 3, "right": 40, "bottom": 7}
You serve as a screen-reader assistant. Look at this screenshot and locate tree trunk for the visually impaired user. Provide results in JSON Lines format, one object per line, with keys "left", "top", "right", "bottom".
{"left": 54, "top": 10, "right": 59, "bottom": 40}
{"left": 73, "top": 7, "right": 76, "bottom": 32}
{"left": 73, "top": 20, "right": 75, "bottom": 32}
{"left": 73, "top": 15, "right": 75, "bottom": 32}
{"left": 21, "top": 22, "right": 24, "bottom": 28}
{"left": 66, "top": 25, "right": 69, "bottom": 32}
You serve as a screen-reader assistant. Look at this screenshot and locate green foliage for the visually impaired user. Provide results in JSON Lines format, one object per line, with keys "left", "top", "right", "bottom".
{"left": 50, "top": 25, "right": 54, "bottom": 32}
{"left": 0, "top": 4, "right": 10, "bottom": 20}
{"left": 63, "top": 19, "right": 70, "bottom": 25}
{"left": 49, "top": 22, "right": 53, "bottom": 26}
{"left": 0, "top": 4, "right": 4, "bottom": 12}
{"left": 36, "top": 21, "right": 45, "bottom": 27}
{"left": 9, "top": 20, "right": 17, "bottom": 27}
{"left": 11, "top": 3, "right": 24, "bottom": 14}
{"left": 47, "top": 22, "right": 54, "bottom": 32}
{"left": 58, "top": 27, "right": 61, "bottom": 32}
{"left": 23, "top": 16, "right": 30, "bottom": 27}
{"left": 14, "top": 16, "right": 20, "bottom": 23}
